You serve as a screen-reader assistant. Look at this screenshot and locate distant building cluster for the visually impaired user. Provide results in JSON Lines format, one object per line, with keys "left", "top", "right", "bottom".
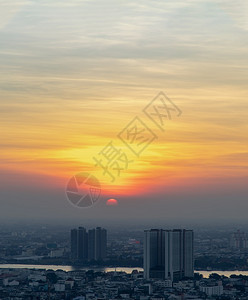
{"left": 230, "top": 230, "right": 248, "bottom": 250}
{"left": 144, "top": 229, "right": 194, "bottom": 281}
{"left": 71, "top": 227, "right": 107, "bottom": 261}
{"left": 1, "top": 267, "right": 248, "bottom": 300}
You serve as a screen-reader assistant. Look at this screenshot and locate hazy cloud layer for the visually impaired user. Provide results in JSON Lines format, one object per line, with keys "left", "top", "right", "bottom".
{"left": 0, "top": 0, "right": 247, "bottom": 224}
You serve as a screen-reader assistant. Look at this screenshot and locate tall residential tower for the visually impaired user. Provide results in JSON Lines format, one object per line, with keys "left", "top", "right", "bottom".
{"left": 144, "top": 229, "right": 194, "bottom": 281}
{"left": 88, "top": 227, "right": 107, "bottom": 261}
{"left": 70, "top": 227, "right": 88, "bottom": 260}
{"left": 70, "top": 226, "right": 107, "bottom": 261}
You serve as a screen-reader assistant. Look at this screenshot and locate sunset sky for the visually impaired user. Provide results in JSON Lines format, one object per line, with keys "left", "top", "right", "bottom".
{"left": 0, "top": 0, "right": 247, "bottom": 225}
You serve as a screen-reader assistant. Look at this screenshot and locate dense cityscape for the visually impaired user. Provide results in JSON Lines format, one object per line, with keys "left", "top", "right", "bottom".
{"left": 1, "top": 225, "right": 248, "bottom": 299}
{"left": 1, "top": 0, "right": 248, "bottom": 299}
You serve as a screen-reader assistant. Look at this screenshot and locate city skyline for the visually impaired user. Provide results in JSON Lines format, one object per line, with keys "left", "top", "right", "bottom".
{"left": 0, "top": 1, "right": 248, "bottom": 299}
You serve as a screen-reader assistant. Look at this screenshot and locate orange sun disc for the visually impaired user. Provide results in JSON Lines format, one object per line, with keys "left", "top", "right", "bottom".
{"left": 106, "top": 198, "right": 118, "bottom": 206}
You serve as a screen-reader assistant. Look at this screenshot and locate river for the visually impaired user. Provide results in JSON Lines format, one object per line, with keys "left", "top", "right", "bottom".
{"left": 1, "top": 264, "right": 248, "bottom": 278}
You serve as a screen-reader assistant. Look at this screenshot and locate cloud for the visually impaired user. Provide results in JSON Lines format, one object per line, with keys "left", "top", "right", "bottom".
{"left": 0, "top": 0, "right": 29, "bottom": 29}
{"left": 217, "top": 0, "right": 248, "bottom": 31}
{"left": 0, "top": 0, "right": 247, "bottom": 224}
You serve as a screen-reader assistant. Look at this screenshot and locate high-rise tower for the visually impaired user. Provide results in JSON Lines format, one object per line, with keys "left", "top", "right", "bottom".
{"left": 70, "top": 227, "right": 88, "bottom": 260}
{"left": 144, "top": 229, "right": 193, "bottom": 281}
{"left": 88, "top": 227, "right": 107, "bottom": 261}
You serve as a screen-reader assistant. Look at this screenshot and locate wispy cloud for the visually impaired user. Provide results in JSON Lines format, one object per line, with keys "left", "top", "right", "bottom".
{"left": 0, "top": 0, "right": 247, "bottom": 222}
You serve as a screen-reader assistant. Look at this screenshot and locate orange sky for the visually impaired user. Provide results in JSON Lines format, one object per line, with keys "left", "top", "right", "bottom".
{"left": 0, "top": 1, "right": 247, "bottom": 219}
{"left": 1, "top": 86, "right": 247, "bottom": 198}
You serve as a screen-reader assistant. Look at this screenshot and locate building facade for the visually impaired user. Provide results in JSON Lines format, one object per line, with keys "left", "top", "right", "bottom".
{"left": 77, "top": 227, "right": 88, "bottom": 260}
{"left": 70, "top": 228, "right": 78, "bottom": 260}
{"left": 144, "top": 229, "right": 194, "bottom": 281}
{"left": 71, "top": 227, "right": 107, "bottom": 261}
{"left": 88, "top": 227, "right": 107, "bottom": 261}
{"left": 230, "top": 230, "right": 248, "bottom": 249}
